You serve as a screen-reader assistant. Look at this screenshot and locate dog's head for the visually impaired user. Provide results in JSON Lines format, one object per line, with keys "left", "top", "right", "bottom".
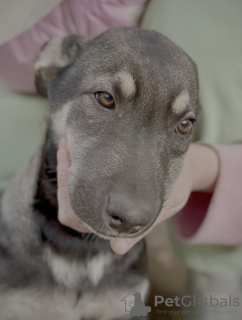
{"left": 34, "top": 27, "right": 199, "bottom": 239}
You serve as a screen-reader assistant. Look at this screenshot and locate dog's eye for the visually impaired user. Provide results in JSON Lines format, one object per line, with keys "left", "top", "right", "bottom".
{"left": 176, "top": 119, "right": 193, "bottom": 135}
{"left": 95, "top": 92, "right": 115, "bottom": 109}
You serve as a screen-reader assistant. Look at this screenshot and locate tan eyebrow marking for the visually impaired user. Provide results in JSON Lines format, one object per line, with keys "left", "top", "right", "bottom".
{"left": 172, "top": 91, "right": 190, "bottom": 115}
{"left": 116, "top": 71, "right": 136, "bottom": 98}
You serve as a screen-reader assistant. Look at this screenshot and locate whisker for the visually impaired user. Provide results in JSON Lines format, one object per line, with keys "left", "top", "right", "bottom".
{"left": 42, "top": 178, "right": 57, "bottom": 183}
{"left": 46, "top": 169, "right": 57, "bottom": 174}
{"left": 45, "top": 165, "right": 57, "bottom": 169}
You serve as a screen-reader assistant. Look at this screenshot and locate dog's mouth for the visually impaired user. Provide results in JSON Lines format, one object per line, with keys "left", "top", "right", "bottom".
{"left": 80, "top": 217, "right": 155, "bottom": 240}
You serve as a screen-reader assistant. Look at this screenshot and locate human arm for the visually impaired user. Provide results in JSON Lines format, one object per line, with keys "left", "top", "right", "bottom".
{"left": 59, "top": 139, "right": 242, "bottom": 254}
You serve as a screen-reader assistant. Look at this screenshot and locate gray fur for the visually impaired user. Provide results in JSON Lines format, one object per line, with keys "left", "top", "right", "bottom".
{"left": 0, "top": 27, "right": 199, "bottom": 319}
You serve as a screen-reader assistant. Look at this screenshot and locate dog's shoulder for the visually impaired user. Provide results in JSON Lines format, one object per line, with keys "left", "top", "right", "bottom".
{"left": 0, "top": 149, "right": 43, "bottom": 259}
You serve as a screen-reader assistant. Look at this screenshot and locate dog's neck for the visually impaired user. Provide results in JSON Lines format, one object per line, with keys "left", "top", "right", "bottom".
{"left": 34, "top": 129, "right": 58, "bottom": 219}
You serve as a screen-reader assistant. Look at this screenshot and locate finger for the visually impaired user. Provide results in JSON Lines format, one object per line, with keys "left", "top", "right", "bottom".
{"left": 57, "top": 138, "right": 71, "bottom": 170}
{"left": 57, "top": 139, "right": 91, "bottom": 233}
{"left": 57, "top": 146, "right": 73, "bottom": 225}
{"left": 57, "top": 160, "right": 91, "bottom": 233}
{"left": 60, "top": 210, "right": 92, "bottom": 233}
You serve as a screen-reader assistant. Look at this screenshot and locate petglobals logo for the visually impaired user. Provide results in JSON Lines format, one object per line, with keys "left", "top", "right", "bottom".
{"left": 154, "top": 295, "right": 240, "bottom": 308}
{"left": 121, "top": 291, "right": 151, "bottom": 317}
{"left": 121, "top": 293, "right": 240, "bottom": 317}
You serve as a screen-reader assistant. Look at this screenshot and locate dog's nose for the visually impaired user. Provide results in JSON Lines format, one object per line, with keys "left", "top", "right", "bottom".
{"left": 106, "top": 195, "right": 148, "bottom": 234}
{"left": 109, "top": 214, "right": 142, "bottom": 234}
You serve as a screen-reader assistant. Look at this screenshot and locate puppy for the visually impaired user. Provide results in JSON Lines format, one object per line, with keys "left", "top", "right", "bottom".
{"left": 0, "top": 27, "right": 199, "bottom": 319}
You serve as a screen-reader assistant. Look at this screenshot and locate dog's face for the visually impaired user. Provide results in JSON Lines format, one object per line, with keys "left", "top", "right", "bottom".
{"left": 35, "top": 27, "right": 199, "bottom": 239}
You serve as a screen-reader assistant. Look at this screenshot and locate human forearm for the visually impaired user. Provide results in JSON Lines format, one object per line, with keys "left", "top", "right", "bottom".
{"left": 189, "top": 143, "right": 219, "bottom": 193}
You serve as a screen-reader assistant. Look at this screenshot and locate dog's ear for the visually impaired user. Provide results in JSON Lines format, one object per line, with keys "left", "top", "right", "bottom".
{"left": 34, "top": 35, "right": 89, "bottom": 97}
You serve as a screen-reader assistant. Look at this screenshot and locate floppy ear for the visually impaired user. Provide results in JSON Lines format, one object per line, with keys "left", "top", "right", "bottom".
{"left": 34, "top": 35, "right": 89, "bottom": 97}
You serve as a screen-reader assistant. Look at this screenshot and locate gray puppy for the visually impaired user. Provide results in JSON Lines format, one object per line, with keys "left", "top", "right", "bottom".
{"left": 0, "top": 27, "right": 199, "bottom": 319}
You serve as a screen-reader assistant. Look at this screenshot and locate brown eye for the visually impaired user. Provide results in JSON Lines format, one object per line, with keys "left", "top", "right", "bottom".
{"left": 95, "top": 91, "right": 115, "bottom": 109}
{"left": 176, "top": 119, "right": 193, "bottom": 135}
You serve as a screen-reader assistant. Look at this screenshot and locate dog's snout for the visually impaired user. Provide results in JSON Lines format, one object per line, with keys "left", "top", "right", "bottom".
{"left": 106, "top": 195, "right": 148, "bottom": 234}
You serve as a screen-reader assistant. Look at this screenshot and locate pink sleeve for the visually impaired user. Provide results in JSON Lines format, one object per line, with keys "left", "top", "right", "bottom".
{"left": 0, "top": 0, "right": 147, "bottom": 93}
{"left": 173, "top": 144, "right": 242, "bottom": 245}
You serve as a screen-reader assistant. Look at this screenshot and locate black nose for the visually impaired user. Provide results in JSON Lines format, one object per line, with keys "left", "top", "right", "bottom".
{"left": 106, "top": 195, "right": 149, "bottom": 234}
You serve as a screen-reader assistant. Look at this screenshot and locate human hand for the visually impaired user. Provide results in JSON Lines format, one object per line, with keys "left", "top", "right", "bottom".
{"left": 111, "top": 143, "right": 219, "bottom": 253}
{"left": 57, "top": 139, "right": 219, "bottom": 254}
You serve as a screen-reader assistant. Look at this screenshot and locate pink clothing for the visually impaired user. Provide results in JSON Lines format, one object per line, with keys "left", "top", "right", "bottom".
{"left": 173, "top": 144, "right": 242, "bottom": 245}
{"left": 0, "top": 0, "right": 147, "bottom": 93}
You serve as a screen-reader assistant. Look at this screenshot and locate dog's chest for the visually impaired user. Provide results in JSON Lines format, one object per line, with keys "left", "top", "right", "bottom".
{"left": 0, "top": 278, "right": 150, "bottom": 320}
{"left": 43, "top": 246, "right": 113, "bottom": 289}
{"left": 0, "top": 247, "right": 131, "bottom": 320}
{"left": 0, "top": 287, "right": 125, "bottom": 320}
